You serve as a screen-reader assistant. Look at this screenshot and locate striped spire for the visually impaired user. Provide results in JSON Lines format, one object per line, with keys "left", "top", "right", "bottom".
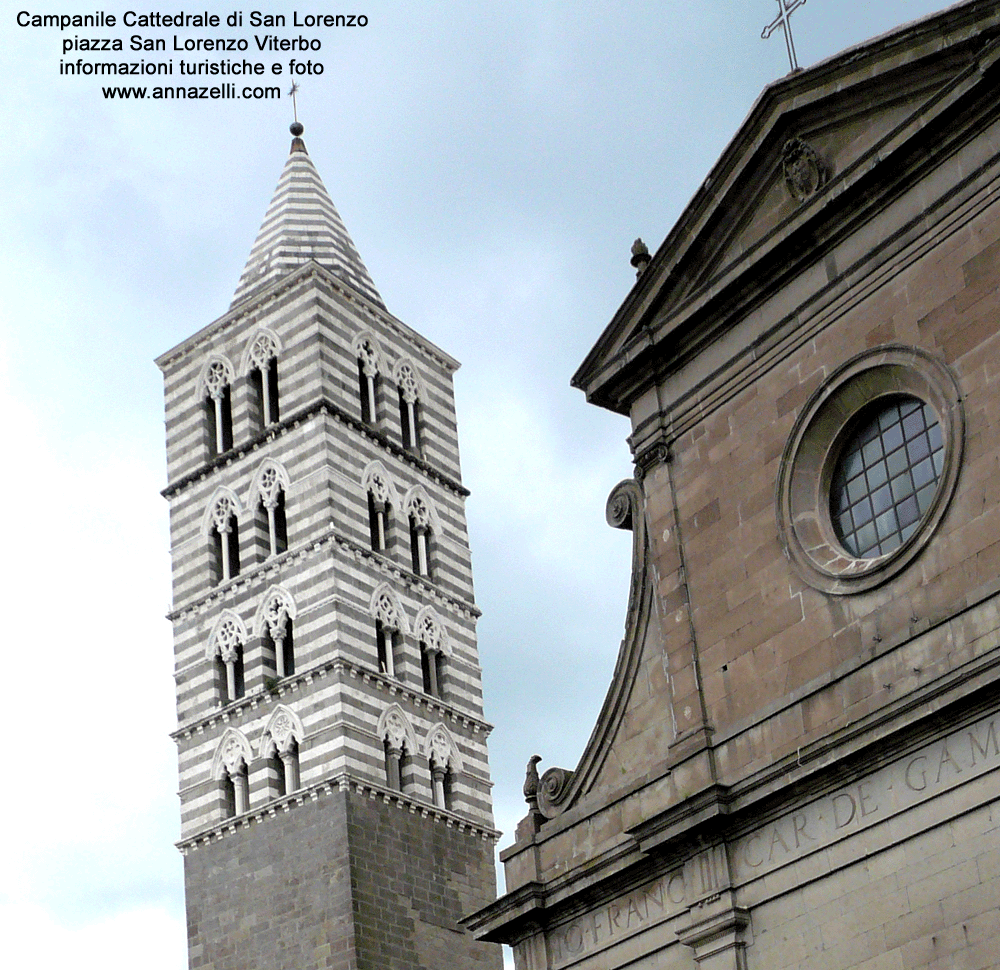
{"left": 231, "top": 131, "right": 384, "bottom": 309}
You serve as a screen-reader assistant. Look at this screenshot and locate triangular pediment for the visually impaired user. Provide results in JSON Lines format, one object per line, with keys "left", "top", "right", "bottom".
{"left": 574, "top": 2, "right": 1000, "bottom": 412}
{"left": 231, "top": 134, "right": 384, "bottom": 311}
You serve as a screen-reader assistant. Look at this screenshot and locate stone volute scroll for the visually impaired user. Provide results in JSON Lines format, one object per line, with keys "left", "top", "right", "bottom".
{"left": 515, "top": 477, "right": 657, "bottom": 823}
{"left": 536, "top": 764, "right": 576, "bottom": 819}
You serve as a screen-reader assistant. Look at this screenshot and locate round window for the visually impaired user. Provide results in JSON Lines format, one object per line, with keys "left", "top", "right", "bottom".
{"left": 829, "top": 396, "right": 944, "bottom": 559}
{"left": 776, "top": 347, "right": 963, "bottom": 595}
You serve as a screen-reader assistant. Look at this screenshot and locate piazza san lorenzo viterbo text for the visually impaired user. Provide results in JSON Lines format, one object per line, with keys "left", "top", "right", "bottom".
{"left": 18, "top": 10, "right": 368, "bottom": 83}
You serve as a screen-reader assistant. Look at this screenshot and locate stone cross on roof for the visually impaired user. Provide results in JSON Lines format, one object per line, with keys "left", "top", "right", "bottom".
{"left": 762, "top": 0, "right": 807, "bottom": 72}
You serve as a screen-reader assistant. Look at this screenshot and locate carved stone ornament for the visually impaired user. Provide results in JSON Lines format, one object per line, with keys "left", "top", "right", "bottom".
{"left": 782, "top": 137, "right": 827, "bottom": 203}
{"left": 215, "top": 617, "right": 243, "bottom": 661}
{"left": 417, "top": 613, "right": 443, "bottom": 652}
{"left": 429, "top": 729, "right": 451, "bottom": 769}
{"left": 270, "top": 712, "right": 295, "bottom": 752}
{"left": 536, "top": 766, "right": 575, "bottom": 819}
{"left": 357, "top": 338, "right": 379, "bottom": 377}
{"left": 384, "top": 710, "right": 408, "bottom": 749}
{"left": 408, "top": 495, "right": 430, "bottom": 530}
{"left": 258, "top": 466, "right": 281, "bottom": 507}
{"left": 264, "top": 594, "right": 290, "bottom": 638}
{"left": 607, "top": 491, "right": 633, "bottom": 531}
{"left": 204, "top": 359, "right": 231, "bottom": 400}
{"left": 212, "top": 496, "right": 234, "bottom": 533}
{"left": 523, "top": 754, "right": 541, "bottom": 809}
{"left": 396, "top": 362, "right": 420, "bottom": 404}
{"left": 222, "top": 735, "right": 247, "bottom": 774}
{"left": 368, "top": 471, "right": 390, "bottom": 505}
{"left": 248, "top": 332, "right": 277, "bottom": 370}
{"left": 373, "top": 590, "right": 401, "bottom": 630}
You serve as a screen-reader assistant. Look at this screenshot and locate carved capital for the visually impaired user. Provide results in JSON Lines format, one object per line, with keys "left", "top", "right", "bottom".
{"left": 634, "top": 442, "right": 671, "bottom": 479}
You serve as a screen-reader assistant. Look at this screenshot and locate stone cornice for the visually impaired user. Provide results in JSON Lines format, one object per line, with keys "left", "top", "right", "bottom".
{"left": 171, "top": 654, "right": 493, "bottom": 741}
{"left": 156, "top": 261, "right": 461, "bottom": 374}
{"left": 176, "top": 770, "right": 500, "bottom": 855}
{"left": 160, "top": 397, "right": 469, "bottom": 500}
{"left": 575, "top": 11, "right": 1000, "bottom": 413}
{"left": 166, "top": 523, "right": 481, "bottom": 623}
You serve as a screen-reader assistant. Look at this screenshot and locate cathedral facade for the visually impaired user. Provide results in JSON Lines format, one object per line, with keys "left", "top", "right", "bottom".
{"left": 470, "top": 3, "right": 1000, "bottom": 969}
{"left": 158, "top": 126, "right": 502, "bottom": 970}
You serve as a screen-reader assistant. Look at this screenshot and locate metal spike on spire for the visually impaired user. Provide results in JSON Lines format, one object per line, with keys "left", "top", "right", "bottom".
{"left": 230, "top": 115, "right": 384, "bottom": 310}
{"left": 289, "top": 82, "right": 303, "bottom": 136}
{"left": 762, "top": 0, "right": 807, "bottom": 73}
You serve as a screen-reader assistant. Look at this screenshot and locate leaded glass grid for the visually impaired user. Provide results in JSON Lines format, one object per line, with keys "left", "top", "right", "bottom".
{"left": 830, "top": 396, "right": 944, "bottom": 559}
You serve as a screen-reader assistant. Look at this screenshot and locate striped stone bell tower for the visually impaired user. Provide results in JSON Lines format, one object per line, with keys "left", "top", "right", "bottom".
{"left": 156, "top": 122, "right": 503, "bottom": 970}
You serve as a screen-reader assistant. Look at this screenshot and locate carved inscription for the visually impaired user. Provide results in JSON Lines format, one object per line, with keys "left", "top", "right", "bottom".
{"left": 735, "top": 713, "right": 1000, "bottom": 879}
{"left": 547, "top": 869, "right": 685, "bottom": 967}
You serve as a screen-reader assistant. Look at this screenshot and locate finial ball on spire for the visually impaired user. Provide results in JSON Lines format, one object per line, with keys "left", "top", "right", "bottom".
{"left": 290, "top": 121, "right": 304, "bottom": 136}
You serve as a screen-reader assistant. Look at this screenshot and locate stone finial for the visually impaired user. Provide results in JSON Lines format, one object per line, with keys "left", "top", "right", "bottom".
{"left": 523, "top": 754, "right": 542, "bottom": 811}
{"left": 630, "top": 238, "right": 651, "bottom": 278}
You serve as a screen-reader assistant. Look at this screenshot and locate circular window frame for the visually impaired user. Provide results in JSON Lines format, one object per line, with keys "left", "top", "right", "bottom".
{"left": 776, "top": 345, "right": 964, "bottom": 595}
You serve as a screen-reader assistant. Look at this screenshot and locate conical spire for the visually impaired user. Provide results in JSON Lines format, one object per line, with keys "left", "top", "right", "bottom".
{"left": 231, "top": 124, "right": 384, "bottom": 310}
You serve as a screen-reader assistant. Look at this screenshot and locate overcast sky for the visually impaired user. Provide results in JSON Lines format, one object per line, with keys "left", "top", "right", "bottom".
{"left": 0, "top": 1, "right": 954, "bottom": 966}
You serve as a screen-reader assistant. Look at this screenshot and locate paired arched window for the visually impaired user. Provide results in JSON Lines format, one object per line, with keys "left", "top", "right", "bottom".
{"left": 207, "top": 590, "right": 297, "bottom": 707}
{"left": 197, "top": 334, "right": 282, "bottom": 460}
{"left": 377, "top": 709, "right": 462, "bottom": 810}
{"left": 201, "top": 357, "right": 235, "bottom": 457}
{"left": 211, "top": 708, "right": 303, "bottom": 820}
{"left": 207, "top": 492, "right": 241, "bottom": 585}
{"left": 259, "top": 705, "right": 304, "bottom": 800}
{"left": 246, "top": 331, "right": 280, "bottom": 431}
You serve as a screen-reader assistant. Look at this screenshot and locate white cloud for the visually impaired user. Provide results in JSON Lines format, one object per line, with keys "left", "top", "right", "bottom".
{"left": 0, "top": 902, "right": 185, "bottom": 970}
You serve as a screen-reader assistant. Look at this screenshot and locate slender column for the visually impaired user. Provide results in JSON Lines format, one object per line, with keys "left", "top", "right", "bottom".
{"left": 374, "top": 505, "right": 386, "bottom": 550}
{"left": 407, "top": 401, "right": 418, "bottom": 449}
{"left": 280, "top": 749, "right": 298, "bottom": 793}
{"left": 214, "top": 395, "right": 225, "bottom": 453}
{"left": 417, "top": 531, "right": 428, "bottom": 576}
{"left": 261, "top": 365, "right": 273, "bottom": 424}
{"left": 225, "top": 658, "right": 237, "bottom": 703}
{"left": 432, "top": 765, "right": 446, "bottom": 809}
{"left": 220, "top": 525, "right": 231, "bottom": 580}
{"left": 267, "top": 505, "right": 278, "bottom": 557}
{"left": 232, "top": 769, "right": 249, "bottom": 815}
{"left": 366, "top": 375, "right": 377, "bottom": 423}
{"left": 274, "top": 632, "right": 286, "bottom": 678}
{"left": 427, "top": 648, "right": 439, "bottom": 697}
{"left": 384, "top": 631, "right": 396, "bottom": 678}
{"left": 386, "top": 744, "right": 402, "bottom": 790}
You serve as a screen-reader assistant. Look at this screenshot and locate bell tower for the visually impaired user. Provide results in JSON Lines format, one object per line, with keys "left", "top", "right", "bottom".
{"left": 157, "top": 123, "right": 502, "bottom": 970}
